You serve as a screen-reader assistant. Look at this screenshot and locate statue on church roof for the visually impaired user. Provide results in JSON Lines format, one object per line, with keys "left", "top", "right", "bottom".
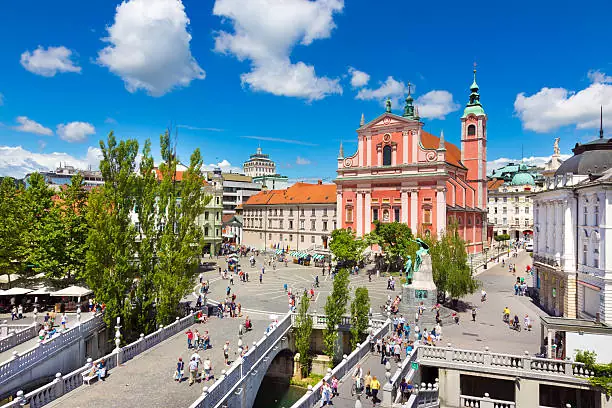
{"left": 385, "top": 98, "right": 392, "bottom": 113}
{"left": 553, "top": 138, "right": 560, "bottom": 156}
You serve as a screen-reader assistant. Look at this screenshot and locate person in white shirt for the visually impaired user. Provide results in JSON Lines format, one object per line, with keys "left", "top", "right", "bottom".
{"left": 202, "top": 357, "right": 213, "bottom": 381}
{"left": 353, "top": 364, "right": 363, "bottom": 390}
{"left": 188, "top": 358, "right": 199, "bottom": 385}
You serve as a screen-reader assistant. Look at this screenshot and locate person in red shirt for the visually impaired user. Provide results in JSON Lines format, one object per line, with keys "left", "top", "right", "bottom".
{"left": 185, "top": 329, "right": 194, "bottom": 349}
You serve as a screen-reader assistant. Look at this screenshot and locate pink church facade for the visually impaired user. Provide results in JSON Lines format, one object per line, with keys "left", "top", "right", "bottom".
{"left": 335, "top": 73, "right": 488, "bottom": 253}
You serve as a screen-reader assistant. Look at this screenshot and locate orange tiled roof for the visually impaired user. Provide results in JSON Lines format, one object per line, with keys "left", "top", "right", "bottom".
{"left": 487, "top": 179, "right": 505, "bottom": 191}
{"left": 420, "top": 131, "right": 465, "bottom": 169}
{"left": 244, "top": 183, "right": 336, "bottom": 206}
{"left": 154, "top": 168, "right": 209, "bottom": 185}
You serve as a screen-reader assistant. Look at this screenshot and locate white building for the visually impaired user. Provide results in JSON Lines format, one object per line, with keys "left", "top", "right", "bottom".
{"left": 212, "top": 172, "right": 261, "bottom": 216}
{"left": 533, "top": 132, "right": 612, "bottom": 324}
{"left": 243, "top": 147, "right": 276, "bottom": 178}
{"left": 242, "top": 182, "right": 337, "bottom": 251}
{"left": 198, "top": 168, "right": 224, "bottom": 255}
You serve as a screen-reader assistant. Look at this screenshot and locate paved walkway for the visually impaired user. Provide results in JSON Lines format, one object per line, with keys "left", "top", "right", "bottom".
{"left": 47, "top": 314, "right": 269, "bottom": 408}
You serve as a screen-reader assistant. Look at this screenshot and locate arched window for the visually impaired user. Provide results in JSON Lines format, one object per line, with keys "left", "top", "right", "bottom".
{"left": 467, "top": 125, "right": 476, "bottom": 136}
{"left": 383, "top": 145, "right": 392, "bottom": 166}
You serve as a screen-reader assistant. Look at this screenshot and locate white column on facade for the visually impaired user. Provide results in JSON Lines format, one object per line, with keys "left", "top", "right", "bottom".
{"left": 402, "top": 131, "right": 409, "bottom": 163}
{"left": 364, "top": 191, "right": 372, "bottom": 234}
{"left": 377, "top": 147, "right": 382, "bottom": 166}
{"left": 356, "top": 191, "right": 364, "bottom": 237}
{"left": 563, "top": 196, "right": 576, "bottom": 272}
{"left": 366, "top": 135, "right": 372, "bottom": 167}
{"left": 401, "top": 189, "right": 409, "bottom": 224}
{"left": 555, "top": 201, "right": 563, "bottom": 263}
{"left": 410, "top": 189, "right": 418, "bottom": 233}
{"left": 336, "top": 189, "right": 342, "bottom": 229}
{"left": 392, "top": 146, "right": 397, "bottom": 166}
{"left": 436, "top": 187, "right": 446, "bottom": 237}
{"left": 358, "top": 136, "right": 364, "bottom": 167}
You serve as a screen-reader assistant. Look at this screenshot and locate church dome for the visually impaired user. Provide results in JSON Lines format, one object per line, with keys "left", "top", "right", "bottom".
{"left": 510, "top": 172, "right": 535, "bottom": 186}
{"left": 555, "top": 137, "right": 612, "bottom": 177}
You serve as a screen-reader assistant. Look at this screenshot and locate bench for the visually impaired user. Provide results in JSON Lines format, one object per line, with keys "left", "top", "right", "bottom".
{"left": 82, "top": 371, "right": 98, "bottom": 385}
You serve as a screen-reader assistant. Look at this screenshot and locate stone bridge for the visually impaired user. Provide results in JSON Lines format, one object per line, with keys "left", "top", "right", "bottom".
{"left": 0, "top": 313, "right": 106, "bottom": 400}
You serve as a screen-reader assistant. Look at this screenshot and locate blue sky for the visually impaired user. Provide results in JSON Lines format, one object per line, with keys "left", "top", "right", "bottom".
{"left": 0, "top": 0, "right": 611, "bottom": 180}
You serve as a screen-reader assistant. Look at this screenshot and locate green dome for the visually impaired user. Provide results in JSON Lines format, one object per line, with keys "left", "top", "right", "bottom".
{"left": 510, "top": 172, "right": 535, "bottom": 186}
{"left": 461, "top": 105, "right": 485, "bottom": 118}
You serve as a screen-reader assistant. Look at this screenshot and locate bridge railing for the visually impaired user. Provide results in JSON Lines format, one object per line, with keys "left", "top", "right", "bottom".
{"left": 390, "top": 347, "right": 419, "bottom": 403}
{"left": 190, "top": 313, "right": 293, "bottom": 408}
{"left": 418, "top": 344, "right": 595, "bottom": 379}
{"left": 290, "top": 318, "right": 391, "bottom": 408}
{"left": 0, "top": 324, "right": 40, "bottom": 354}
{"left": 460, "top": 394, "right": 515, "bottom": 408}
{"left": 1, "top": 311, "right": 197, "bottom": 408}
{"left": 0, "top": 313, "right": 104, "bottom": 388}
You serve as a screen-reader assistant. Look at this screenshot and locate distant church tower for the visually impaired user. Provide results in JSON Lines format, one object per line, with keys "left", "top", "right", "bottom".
{"left": 460, "top": 69, "right": 487, "bottom": 210}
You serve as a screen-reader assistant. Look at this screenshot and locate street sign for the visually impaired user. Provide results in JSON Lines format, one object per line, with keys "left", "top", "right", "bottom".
{"left": 411, "top": 362, "right": 419, "bottom": 370}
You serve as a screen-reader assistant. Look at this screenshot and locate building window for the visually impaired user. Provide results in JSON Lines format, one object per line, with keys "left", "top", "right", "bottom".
{"left": 323, "top": 221, "right": 328, "bottom": 231}
{"left": 382, "top": 209, "right": 390, "bottom": 222}
{"left": 269, "top": 220, "right": 272, "bottom": 228}
{"left": 301, "top": 235, "right": 304, "bottom": 243}
{"left": 502, "top": 218, "right": 507, "bottom": 225}
{"left": 594, "top": 248, "right": 599, "bottom": 268}
{"left": 259, "top": 232, "right": 262, "bottom": 239}
{"left": 525, "top": 207, "right": 529, "bottom": 214}
{"left": 289, "top": 220, "right": 293, "bottom": 229}
{"left": 204, "top": 227, "right": 209, "bottom": 236}
{"left": 383, "top": 145, "right": 392, "bottom": 166}
{"left": 515, "top": 197, "right": 519, "bottom": 202}
{"left": 467, "top": 124, "right": 476, "bottom": 136}
{"left": 269, "top": 233, "right": 272, "bottom": 240}
{"left": 301, "top": 209, "right": 305, "bottom": 216}
{"left": 394, "top": 207, "right": 400, "bottom": 222}
{"left": 279, "top": 220, "right": 284, "bottom": 229}
{"left": 289, "top": 209, "right": 293, "bottom": 216}
{"left": 300, "top": 220, "right": 305, "bottom": 230}
{"left": 216, "top": 197, "right": 220, "bottom": 205}
{"left": 583, "top": 206, "right": 587, "bottom": 225}
{"left": 468, "top": 217, "right": 472, "bottom": 225}
{"left": 279, "top": 233, "right": 283, "bottom": 241}
{"left": 595, "top": 205, "right": 599, "bottom": 225}
{"left": 503, "top": 197, "right": 507, "bottom": 203}
{"left": 423, "top": 208, "right": 432, "bottom": 224}
{"left": 494, "top": 207, "right": 498, "bottom": 214}
{"left": 334, "top": 221, "right": 337, "bottom": 229}
{"left": 525, "top": 220, "right": 529, "bottom": 227}
{"left": 502, "top": 207, "right": 507, "bottom": 214}
{"left": 274, "top": 209, "right": 278, "bottom": 216}
{"left": 346, "top": 208, "right": 353, "bottom": 223}
{"left": 373, "top": 208, "right": 379, "bottom": 221}
{"left": 514, "top": 218, "right": 519, "bottom": 226}
{"left": 311, "top": 236, "right": 315, "bottom": 243}
{"left": 515, "top": 206, "right": 519, "bottom": 214}
{"left": 204, "top": 211, "right": 209, "bottom": 220}
{"left": 583, "top": 244, "right": 588, "bottom": 265}
{"left": 289, "top": 234, "right": 293, "bottom": 241}
{"left": 311, "top": 208, "right": 316, "bottom": 216}
{"left": 493, "top": 218, "right": 497, "bottom": 224}
{"left": 323, "top": 208, "right": 328, "bottom": 217}
{"left": 311, "top": 220, "right": 316, "bottom": 231}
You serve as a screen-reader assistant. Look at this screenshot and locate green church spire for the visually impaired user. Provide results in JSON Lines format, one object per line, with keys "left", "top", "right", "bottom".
{"left": 403, "top": 82, "right": 416, "bottom": 119}
{"left": 462, "top": 68, "right": 485, "bottom": 118}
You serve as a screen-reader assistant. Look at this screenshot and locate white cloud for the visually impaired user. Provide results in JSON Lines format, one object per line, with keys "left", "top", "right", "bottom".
{"left": 415, "top": 90, "right": 460, "bottom": 119}
{"left": 0, "top": 146, "right": 102, "bottom": 178}
{"left": 487, "top": 154, "right": 572, "bottom": 174}
{"left": 57, "top": 122, "right": 96, "bottom": 142}
{"left": 105, "top": 117, "right": 118, "bottom": 125}
{"left": 202, "top": 159, "right": 242, "bottom": 173}
{"left": 296, "top": 156, "right": 311, "bottom": 165}
{"left": 514, "top": 70, "right": 612, "bottom": 133}
{"left": 20, "top": 46, "right": 81, "bottom": 77}
{"left": 213, "top": 0, "right": 343, "bottom": 101}
{"left": 348, "top": 67, "right": 369, "bottom": 88}
{"left": 13, "top": 116, "right": 53, "bottom": 136}
{"left": 97, "top": 0, "right": 205, "bottom": 97}
{"left": 355, "top": 76, "right": 407, "bottom": 107}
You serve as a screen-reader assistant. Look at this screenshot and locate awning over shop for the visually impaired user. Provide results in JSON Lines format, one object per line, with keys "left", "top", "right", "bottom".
{"left": 0, "top": 288, "right": 33, "bottom": 296}
{"left": 29, "top": 287, "right": 54, "bottom": 295}
{"left": 50, "top": 286, "right": 93, "bottom": 297}
{"left": 0, "top": 274, "right": 21, "bottom": 284}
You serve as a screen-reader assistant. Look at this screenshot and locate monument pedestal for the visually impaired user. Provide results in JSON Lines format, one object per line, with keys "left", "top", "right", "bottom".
{"left": 400, "top": 253, "right": 437, "bottom": 313}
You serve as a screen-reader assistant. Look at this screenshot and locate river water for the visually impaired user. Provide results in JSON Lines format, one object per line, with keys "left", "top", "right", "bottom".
{"left": 253, "top": 377, "right": 307, "bottom": 408}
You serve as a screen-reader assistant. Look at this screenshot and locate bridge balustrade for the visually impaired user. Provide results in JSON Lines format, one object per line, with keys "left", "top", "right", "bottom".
{"left": 0, "top": 324, "right": 40, "bottom": 353}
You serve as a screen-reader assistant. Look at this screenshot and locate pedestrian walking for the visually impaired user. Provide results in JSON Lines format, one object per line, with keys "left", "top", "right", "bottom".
{"left": 174, "top": 357, "right": 184, "bottom": 382}
{"left": 188, "top": 357, "right": 198, "bottom": 385}
{"left": 61, "top": 312, "right": 67, "bottom": 330}
{"left": 18, "top": 305, "right": 23, "bottom": 320}
{"left": 471, "top": 307, "right": 477, "bottom": 322}
{"left": 223, "top": 341, "right": 231, "bottom": 365}
{"left": 259, "top": 273, "right": 263, "bottom": 284}
{"left": 371, "top": 376, "right": 381, "bottom": 404}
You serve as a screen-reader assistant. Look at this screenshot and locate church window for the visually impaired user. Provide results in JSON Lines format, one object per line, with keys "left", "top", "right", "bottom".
{"left": 468, "top": 217, "right": 472, "bottom": 225}
{"left": 372, "top": 208, "right": 379, "bottom": 221}
{"left": 467, "top": 125, "right": 476, "bottom": 137}
{"left": 346, "top": 208, "right": 353, "bottom": 223}
{"left": 382, "top": 209, "right": 390, "bottom": 222}
{"left": 423, "top": 208, "right": 432, "bottom": 224}
{"left": 394, "top": 207, "right": 400, "bottom": 222}
{"left": 595, "top": 205, "right": 599, "bottom": 225}
{"left": 383, "top": 145, "right": 392, "bottom": 166}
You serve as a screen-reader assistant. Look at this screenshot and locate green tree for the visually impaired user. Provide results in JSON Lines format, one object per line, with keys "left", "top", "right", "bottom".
{"left": 33, "top": 174, "right": 89, "bottom": 286}
{"left": 323, "top": 268, "right": 350, "bottom": 364}
{"left": 153, "top": 131, "right": 209, "bottom": 325}
{"left": 85, "top": 133, "right": 140, "bottom": 339}
{"left": 350, "top": 287, "right": 371, "bottom": 349}
{"left": 429, "top": 222, "right": 479, "bottom": 301}
{"left": 0, "top": 178, "right": 28, "bottom": 287}
{"left": 329, "top": 229, "right": 366, "bottom": 267}
{"left": 369, "top": 221, "right": 418, "bottom": 272}
{"left": 575, "top": 350, "right": 612, "bottom": 395}
{"left": 294, "top": 294, "right": 313, "bottom": 377}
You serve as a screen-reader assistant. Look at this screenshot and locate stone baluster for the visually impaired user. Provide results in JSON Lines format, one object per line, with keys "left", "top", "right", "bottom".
{"left": 480, "top": 392, "right": 494, "bottom": 408}
{"left": 202, "top": 386, "right": 209, "bottom": 398}
{"left": 564, "top": 359, "right": 573, "bottom": 376}
{"left": 382, "top": 360, "right": 393, "bottom": 407}
{"left": 445, "top": 343, "right": 453, "bottom": 362}
{"left": 114, "top": 317, "right": 123, "bottom": 365}
{"left": 54, "top": 372, "right": 64, "bottom": 397}
{"left": 483, "top": 346, "right": 492, "bottom": 366}
{"left": 0, "top": 320, "right": 8, "bottom": 338}
{"left": 15, "top": 390, "right": 25, "bottom": 407}
{"left": 139, "top": 333, "right": 145, "bottom": 354}
{"left": 85, "top": 357, "right": 93, "bottom": 370}
{"left": 523, "top": 350, "right": 532, "bottom": 372}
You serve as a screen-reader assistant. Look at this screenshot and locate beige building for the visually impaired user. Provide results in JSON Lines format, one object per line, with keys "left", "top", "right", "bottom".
{"left": 242, "top": 182, "right": 337, "bottom": 251}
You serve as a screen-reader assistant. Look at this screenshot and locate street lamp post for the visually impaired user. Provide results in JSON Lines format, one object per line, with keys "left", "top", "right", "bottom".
{"left": 483, "top": 248, "right": 488, "bottom": 270}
